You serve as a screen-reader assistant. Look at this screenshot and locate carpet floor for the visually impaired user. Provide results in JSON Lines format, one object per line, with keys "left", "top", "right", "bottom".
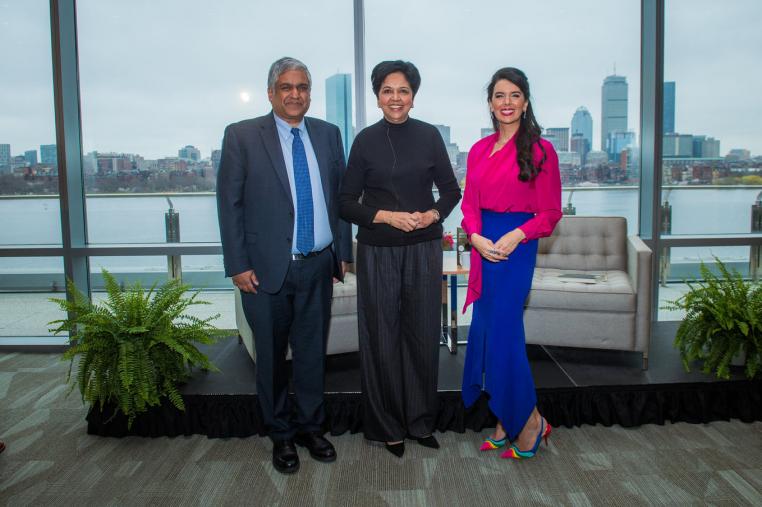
{"left": 1, "top": 352, "right": 762, "bottom": 506}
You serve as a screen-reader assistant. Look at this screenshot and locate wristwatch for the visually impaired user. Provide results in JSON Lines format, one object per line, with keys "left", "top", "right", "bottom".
{"left": 430, "top": 209, "right": 440, "bottom": 223}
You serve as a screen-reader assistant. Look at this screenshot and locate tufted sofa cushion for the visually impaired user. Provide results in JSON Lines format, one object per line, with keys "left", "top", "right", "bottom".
{"left": 537, "top": 216, "right": 627, "bottom": 272}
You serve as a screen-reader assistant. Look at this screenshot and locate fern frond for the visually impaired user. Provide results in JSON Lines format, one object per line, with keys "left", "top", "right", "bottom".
{"left": 666, "top": 256, "right": 760, "bottom": 379}
{"left": 57, "top": 270, "right": 221, "bottom": 426}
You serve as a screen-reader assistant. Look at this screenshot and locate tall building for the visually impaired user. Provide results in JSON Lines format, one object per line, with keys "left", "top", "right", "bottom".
{"left": 601, "top": 75, "right": 628, "bottom": 153}
{"left": 692, "top": 135, "right": 720, "bottom": 158}
{"left": 11, "top": 155, "right": 28, "bottom": 170}
{"left": 325, "top": 73, "right": 353, "bottom": 160}
{"left": 570, "top": 133, "right": 590, "bottom": 166}
{"left": 433, "top": 124, "right": 451, "bottom": 144}
{"left": 607, "top": 130, "right": 636, "bottom": 162}
{"left": 545, "top": 127, "right": 570, "bottom": 152}
{"left": 24, "top": 150, "right": 38, "bottom": 166}
{"left": 432, "top": 124, "right": 459, "bottom": 167}
{"left": 178, "top": 145, "right": 201, "bottom": 162}
{"left": 0, "top": 144, "right": 10, "bottom": 168}
{"left": 571, "top": 106, "right": 593, "bottom": 150}
{"left": 40, "top": 144, "right": 57, "bottom": 166}
{"left": 663, "top": 133, "right": 693, "bottom": 157}
{"left": 211, "top": 149, "right": 222, "bottom": 174}
{"left": 663, "top": 81, "right": 675, "bottom": 134}
{"left": 704, "top": 138, "right": 720, "bottom": 158}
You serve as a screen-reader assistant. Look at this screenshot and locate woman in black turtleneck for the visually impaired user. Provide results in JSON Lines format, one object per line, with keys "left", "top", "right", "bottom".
{"left": 339, "top": 60, "right": 461, "bottom": 457}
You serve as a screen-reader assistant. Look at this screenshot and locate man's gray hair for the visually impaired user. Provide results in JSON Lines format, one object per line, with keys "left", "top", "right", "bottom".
{"left": 267, "top": 57, "right": 311, "bottom": 91}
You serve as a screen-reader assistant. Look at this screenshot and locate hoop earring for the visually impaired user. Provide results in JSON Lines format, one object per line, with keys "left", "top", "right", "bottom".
{"left": 522, "top": 110, "right": 527, "bottom": 119}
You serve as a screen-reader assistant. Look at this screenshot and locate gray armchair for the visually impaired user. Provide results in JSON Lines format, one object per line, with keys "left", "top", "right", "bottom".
{"left": 524, "top": 216, "right": 653, "bottom": 369}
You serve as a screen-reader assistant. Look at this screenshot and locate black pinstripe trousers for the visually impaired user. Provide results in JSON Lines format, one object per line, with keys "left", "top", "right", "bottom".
{"left": 356, "top": 239, "right": 442, "bottom": 442}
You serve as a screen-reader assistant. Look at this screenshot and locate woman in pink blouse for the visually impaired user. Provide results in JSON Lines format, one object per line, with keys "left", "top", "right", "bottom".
{"left": 461, "top": 67, "right": 562, "bottom": 460}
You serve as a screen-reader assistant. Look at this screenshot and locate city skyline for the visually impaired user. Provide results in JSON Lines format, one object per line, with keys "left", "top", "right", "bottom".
{"left": 1, "top": 1, "right": 761, "bottom": 160}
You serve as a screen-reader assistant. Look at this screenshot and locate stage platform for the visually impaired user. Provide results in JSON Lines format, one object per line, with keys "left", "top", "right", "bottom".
{"left": 87, "top": 322, "right": 762, "bottom": 438}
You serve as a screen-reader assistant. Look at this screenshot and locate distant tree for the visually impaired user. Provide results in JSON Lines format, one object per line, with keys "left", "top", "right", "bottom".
{"left": 741, "top": 175, "right": 762, "bottom": 185}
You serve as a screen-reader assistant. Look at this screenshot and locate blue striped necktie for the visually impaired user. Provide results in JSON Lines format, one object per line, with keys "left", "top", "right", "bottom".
{"left": 291, "top": 127, "right": 314, "bottom": 255}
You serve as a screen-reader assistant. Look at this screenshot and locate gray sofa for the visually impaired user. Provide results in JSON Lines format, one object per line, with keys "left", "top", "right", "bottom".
{"left": 524, "top": 216, "right": 653, "bottom": 369}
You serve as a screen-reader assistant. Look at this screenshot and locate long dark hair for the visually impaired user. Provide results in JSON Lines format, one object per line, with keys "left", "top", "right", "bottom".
{"left": 487, "top": 67, "right": 546, "bottom": 181}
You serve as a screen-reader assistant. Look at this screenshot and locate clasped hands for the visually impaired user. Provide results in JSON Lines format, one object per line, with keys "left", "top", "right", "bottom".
{"left": 470, "top": 228, "right": 526, "bottom": 263}
{"left": 375, "top": 209, "right": 438, "bottom": 232}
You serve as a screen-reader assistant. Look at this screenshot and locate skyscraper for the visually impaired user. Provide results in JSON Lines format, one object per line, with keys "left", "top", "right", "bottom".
{"left": 608, "top": 131, "right": 636, "bottom": 157}
{"left": 0, "top": 144, "right": 10, "bottom": 168}
{"left": 570, "top": 133, "right": 590, "bottom": 166}
{"left": 178, "top": 145, "right": 201, "bottom": 161}
{"left": 432, "top": 124, "right": 459, "bottom": 167}
{"left": 433, "top": 124, "right": 451, "bottom": 144}
{"left": 211, "top": 149, "right": 222, "bottom": 174}
{"left": 691, "top": 135, "right": 720, "bottom": 158}
{"left": 40, "top": 144, "right": 57, "bottom": 166}
{"left": 545, "top": 127, "right": 570, "bottom": 152}
{"left": 601, "top": 75, "right": 628, "bottom": 153}
{"left": 571, "top": 106, "right": 593, "bottom": 150}
{"left": 663, "top": 81, "right": 675, "bottom": 134}
{"left": 24, "top": 150, "right": 37, "bottom": 166}
{"left": 325, "top": 73, "right": 353, "bottom": 159}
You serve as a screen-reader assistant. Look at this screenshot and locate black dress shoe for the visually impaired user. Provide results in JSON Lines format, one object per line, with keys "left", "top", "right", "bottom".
{"left": 272, "top": 439, "right": 299, "bottom": 474}
{"left": 294, "top": 432, "right": 337, "bottom": 462}
{"left": 415, "top": 435, "right": 440, "bottom": 449}
{"left": 384, "top": 441, "right": 405, "bottom": 458}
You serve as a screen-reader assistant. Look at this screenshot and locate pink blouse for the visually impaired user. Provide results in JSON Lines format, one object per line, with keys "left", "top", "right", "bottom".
{"left": 461, "top": 134, "right": 562, "bottom": 311}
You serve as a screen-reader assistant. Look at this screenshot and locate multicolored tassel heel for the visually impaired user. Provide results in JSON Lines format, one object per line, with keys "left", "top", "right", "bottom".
{"left": 500, "top": 419, "right": 551, "bottom": 460}
{"left": 479, "top": 436, "right": 507, "bottom": 451}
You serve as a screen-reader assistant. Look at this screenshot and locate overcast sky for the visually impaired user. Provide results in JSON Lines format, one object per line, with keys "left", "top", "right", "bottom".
{"left": 1, "top": 0, "right": 761, "bottom": 160}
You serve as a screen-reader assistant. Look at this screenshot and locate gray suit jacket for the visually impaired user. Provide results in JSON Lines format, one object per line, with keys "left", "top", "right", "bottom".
{"left": 217, "top": 112, "right": 352, "bottom": 293}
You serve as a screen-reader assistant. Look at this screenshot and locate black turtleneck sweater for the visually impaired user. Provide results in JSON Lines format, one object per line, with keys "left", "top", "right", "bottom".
{"left": 339, "top": 118, "right": 462, "bottom": 246}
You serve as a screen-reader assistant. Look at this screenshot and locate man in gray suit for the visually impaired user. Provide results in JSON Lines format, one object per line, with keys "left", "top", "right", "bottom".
{"left": 217, "top": 57, "right": 352, "bottom": 474}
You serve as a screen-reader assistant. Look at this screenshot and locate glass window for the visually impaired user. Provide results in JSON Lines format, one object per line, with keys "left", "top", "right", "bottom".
{"left": 0, "top": 1, "right": 61, "bottom": 245}
{"left": 0, "top": 257, "right": 66, "bottom": 339}
{"left": 659, "top": 1, "right": 762, "bottom": 321}
{"left": 664, "top": 0, "right": 762, "bottom": 236}
{"left": 89, "top": 255, "right": 170, "bottom": 288}
{"left": 89, "top": 255, "right": 233, "bottom": 330}
{"left": 365, "top": 0, "right": 641, "bottom": 234}
{"left": 76, "top": 0, "right": 355, "bottom": 244}
{"left": 658, "top": 246, "right": 753, "bottom": 321}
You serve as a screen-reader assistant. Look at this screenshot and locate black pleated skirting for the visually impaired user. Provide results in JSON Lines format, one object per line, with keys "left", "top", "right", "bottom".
{"left": 356, "top": 239, "right": 442, "bottom": 442}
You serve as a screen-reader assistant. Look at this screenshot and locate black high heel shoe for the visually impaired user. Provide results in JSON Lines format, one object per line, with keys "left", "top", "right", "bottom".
{"left": 415, "top": 435, "right": 440, "bottom": 449}
{"left": 384, "top": 441, "right": 405, "bottom": 457}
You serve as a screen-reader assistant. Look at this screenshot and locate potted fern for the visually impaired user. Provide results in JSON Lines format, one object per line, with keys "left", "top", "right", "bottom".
{"left": 50, "top": 270, "right": 222, "bottom": 428}
{"left": 663, "top": 257, "right": 761, "bottom": 380}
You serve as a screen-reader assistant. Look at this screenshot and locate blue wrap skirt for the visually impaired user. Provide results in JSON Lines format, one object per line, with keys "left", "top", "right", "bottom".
{"left": 461, "top": 211, "right": 538, "bottom": 440}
